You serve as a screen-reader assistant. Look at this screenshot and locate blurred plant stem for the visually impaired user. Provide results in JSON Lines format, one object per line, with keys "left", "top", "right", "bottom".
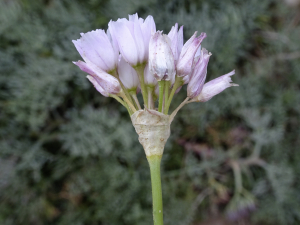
{"left": 147, "top": 155, "right": 164, "bottom": 225}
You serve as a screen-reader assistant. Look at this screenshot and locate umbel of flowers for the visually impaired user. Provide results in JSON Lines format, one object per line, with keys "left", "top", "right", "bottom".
{"left": 72, "top": 13, "right": 238, "bottom": 225}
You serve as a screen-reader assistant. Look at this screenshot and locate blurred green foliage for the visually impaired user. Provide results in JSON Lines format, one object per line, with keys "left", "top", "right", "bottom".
{"left": 1, "top": 0, "right": 300, "bottom": 224}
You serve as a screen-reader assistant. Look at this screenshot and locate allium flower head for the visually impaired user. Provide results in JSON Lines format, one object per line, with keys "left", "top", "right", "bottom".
{"left": 72, "top": 13, "right": 238, "bottom": 125}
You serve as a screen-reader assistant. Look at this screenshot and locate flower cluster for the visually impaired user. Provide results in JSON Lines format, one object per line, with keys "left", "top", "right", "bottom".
{"left": 73, "top": 13, "right": 238, "bottom": 116}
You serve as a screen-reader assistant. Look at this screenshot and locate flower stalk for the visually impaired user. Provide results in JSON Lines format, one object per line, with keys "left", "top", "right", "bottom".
{"left": 163, "top": 81, "right": 170, "bottom": 114}
{"left": 131, "top": 93, "right": 142, "bottom": 110}
{"left": 135, "top": 64, "right": 148, "bottom": 107}
{"left": 119, "top": 91, "right": 137, "bottom": 113}
{"left": 158, "top": 81, "right": 165, "bottom": 112}
{"left": 147, "top": 86, "right": 154, "bottom": 109}
{"left": 147, "top": 155, "right": 164, "bottom": 225}
{"left": 72, "top": 13, "right": 238, "bottom": 225}
{"left": 165, "top": 76, "right": 183, "bottom": 114}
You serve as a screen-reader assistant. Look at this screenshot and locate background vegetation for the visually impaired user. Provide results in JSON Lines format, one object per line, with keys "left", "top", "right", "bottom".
{"left": 0, "top": 0, "right": 300, "bottom": 224}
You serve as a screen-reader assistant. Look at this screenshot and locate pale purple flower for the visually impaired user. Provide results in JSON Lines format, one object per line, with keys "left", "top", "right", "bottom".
{"left": 118, "top": 57, "right": 140, "bottom": 90}
{"left": 167, "top": 23, "right": 184, "bottom": 63}
{"left": 73, "top": 60, "right": 121, "bottom": 95}
{"left": 144, "top": 63, "right": 158, "bottom": 86}
{"left": 149, "top": 31, "right": 176, "bottom": 81}
{"left": 177, "top": 32, "right": 207, "bottom": 77}
{"left": 108, "top": 13, "right": 156, "bottom": 66}
{"left": 72, "top": 29, "right": 118, "bottom": 72}
{"left": 86, "top": 75, "right": 109, "bottom": 97}
{"left": 187, "top": 48, "right": 212, "bottom": 98}
{"left": 195, "top": 70, "right": 238, "bottom": 102}
{"left": 72, "top": 13, "right": 238, "bottom": 114}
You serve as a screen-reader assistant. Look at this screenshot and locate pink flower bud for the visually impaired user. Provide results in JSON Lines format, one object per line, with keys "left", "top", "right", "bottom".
{"left": 195, "top": 70, "right": 238, "bottom": 102}
{"left": 177, "top": 32, "right": 207, "bottom": 77}
{"left": 187, "top": 48, "right": 212, "bottom": 98}
{"left": 72, "top": 29, "right": 118, "bottom": 72}
{"left": 167, "top": 23, "right": 184, "bottom": 63}
{"left": 149, "top": 31, "right": 176, "bottom": 81}
{"left": 73, "top": 60, "right": 121, "bottom": 95}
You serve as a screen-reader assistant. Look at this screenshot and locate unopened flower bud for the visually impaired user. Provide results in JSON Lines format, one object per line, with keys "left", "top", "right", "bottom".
{"left": 167, "top": 23, "right": 184, "bottom": 63}
{"left": 149, "top": 31, "right": 176, "bottom": 81}
{"left": 187, "top": 48, "right": 211, "bottom": 98}
{"left": 177, "top": 32, "right": 206, "bottom": 77}
{"left": 194, "top": 70, "right": 238, "bottom": 102}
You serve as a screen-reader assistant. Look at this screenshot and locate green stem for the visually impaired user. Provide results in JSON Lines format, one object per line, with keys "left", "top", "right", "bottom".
{"left": 158, "top": 81, "right": 165, "bottom": 112}
{"left": 110, "top": 94, "right": 132, "bottom": 115}
{"left": 169, "top": 97, "right": 189, "bottom": 123}
{"left": 134, "top": 64, "right": 148, "bottom": 107}
{"left": 111, "top": 70, "right": 134, "bottom": 106}
{"left": 165, "top": 76, "right": 183, "bottom": 114}
{"left": 147, "top": 155, "right": 164, "bottom": 225}
{"left": 131, "top": 93, "right": 142, "bottom": 110}
{"left": 119, "top": 91, "right": 137, "bottom": 113}
{"left": 231, "top": 161, "right": 243, "bottom": 194}
{"left": 110, "top": 94, "right": 127, "bottom": 108}
{"left": 123, "top": 101, "right": 133, "bottom": 116}
{"left": 147, "top": 86, "right": 154, "bottom": 109}
{"left": 163, "top": 81, "right": 170, "bottom": 114}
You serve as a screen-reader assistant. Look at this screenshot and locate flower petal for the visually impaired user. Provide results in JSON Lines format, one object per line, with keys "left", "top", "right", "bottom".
{"left": 118, "top": 56, "right": 139, "bottom": 90}
{"left": 109, "top": 21, "right": 138, "bottom": 65}
{"left": 144, "top": 63, "right": 157, "bottom": 86}
{"left": 195, "top": 70, "right": 238, "bottom": 102}
{"left": 177, "top": 32, "right": 207, "bottom": 77}
{"left": 187, "top": 48, "right": 211, "bottom": 98}
{"left": 72, "top": 29, "right": 117, "bottom": 72}
{"left": 87, "top": 75, "right": 109, "bottom": 97}
{"left": 73, "top": 60, "right": 121, "bottom": 95}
